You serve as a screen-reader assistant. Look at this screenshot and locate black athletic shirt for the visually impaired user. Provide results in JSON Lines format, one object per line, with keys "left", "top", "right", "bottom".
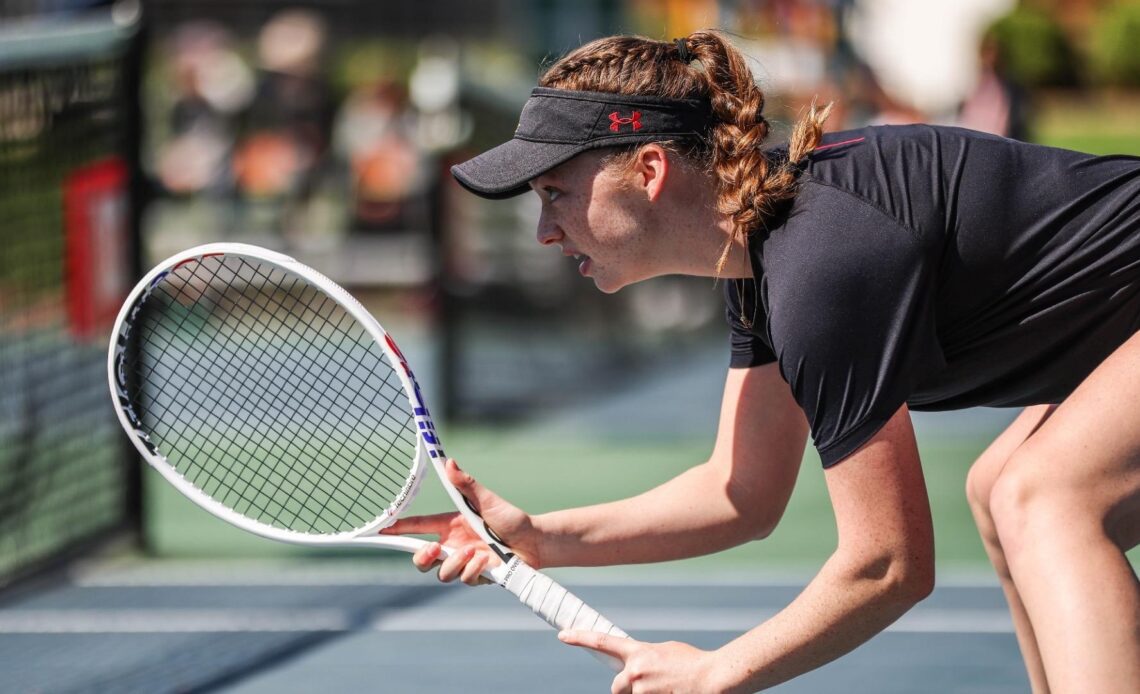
{"left": 724, "top": 124, "right": 1140, "bottom": 467}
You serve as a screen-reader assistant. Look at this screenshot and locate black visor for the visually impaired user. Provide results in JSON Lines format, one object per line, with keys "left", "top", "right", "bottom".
{"left": 451, "top": 87, "right": 711, "bottom": 199}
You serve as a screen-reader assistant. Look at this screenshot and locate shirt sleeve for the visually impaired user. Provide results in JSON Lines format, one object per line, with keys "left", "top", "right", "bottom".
{"left": 723, "top": 278, "right": 778, "bottom": 369}
{"left": 764, "top": 186, "right": 945, "bottom": 467}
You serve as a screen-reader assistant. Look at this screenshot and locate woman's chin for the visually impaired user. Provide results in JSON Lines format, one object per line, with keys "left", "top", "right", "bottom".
{"left": 591, "top": 268, "right": 657, "bottom": 294}
{"left": 591, "top": 274, "right": 626, "bottom": 294}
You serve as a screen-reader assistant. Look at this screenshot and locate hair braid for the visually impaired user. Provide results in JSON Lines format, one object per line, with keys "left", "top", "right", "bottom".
{"left": 540, "top": 37, "right": 695, "bottom": 98}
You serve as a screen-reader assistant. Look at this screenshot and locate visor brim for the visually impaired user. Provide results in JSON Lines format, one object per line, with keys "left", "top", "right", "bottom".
{"left": 450, "top": 138, "right": 586, "bottom": 200}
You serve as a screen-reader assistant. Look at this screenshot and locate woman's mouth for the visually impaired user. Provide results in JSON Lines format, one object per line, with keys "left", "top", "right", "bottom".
{"left": 564, "top": 248, "right": 592, "bottom": 276}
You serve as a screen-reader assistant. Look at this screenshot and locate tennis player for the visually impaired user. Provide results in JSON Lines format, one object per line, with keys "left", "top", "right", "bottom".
{"left": 385, "top": 31, "right": 1140, "bottom": 693}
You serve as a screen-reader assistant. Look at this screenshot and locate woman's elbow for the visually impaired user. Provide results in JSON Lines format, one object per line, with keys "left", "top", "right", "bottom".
{"left": 882, "top": 551, "right": 936, "bottom": 607}
{"left": 851, "top": 548, "right": 936, "bottom": 608}
{"left": 724, "top": 476, "right": 791, "bottom": 541}
{"left": 749, "top": 508, "right": 783, "bottom": 540}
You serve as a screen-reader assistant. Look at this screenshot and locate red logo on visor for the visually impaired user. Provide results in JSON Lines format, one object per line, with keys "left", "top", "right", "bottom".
{"left": 609, "top": 111, "right": 642, "bottom": 132}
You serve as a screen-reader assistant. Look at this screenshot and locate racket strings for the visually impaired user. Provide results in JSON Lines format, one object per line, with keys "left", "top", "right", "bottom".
{"left": 138, "top": 268, "right": 387, "bottom": 520}
{"left": 183, "top": 259, "right": 413, "bottom": 527}
{"left": 176, "top": 271, "right": 399, "bottom": 516}
{"left": 135, "top": 265, "right": 388, "bottom": 529}
{"left": 217, "top": 298, "right": 404, "bottom": 527}
{"left": 122, "top": 255, "right": 419, "bottom": 534}
{"left": 145, "top": 259, "right": 405, "bottom": 531}
{"left": 223, "top": 262, "right": 418, "bottom": 508}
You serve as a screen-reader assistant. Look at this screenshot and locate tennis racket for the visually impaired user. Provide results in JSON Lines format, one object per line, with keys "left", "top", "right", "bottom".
{"left": 107, "top": 242, "right": 628, "bottom": 666}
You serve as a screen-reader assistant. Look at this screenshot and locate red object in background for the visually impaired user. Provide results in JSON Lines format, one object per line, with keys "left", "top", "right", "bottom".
{"left": 64, "top": 157, "right": 130, "bottom": 340}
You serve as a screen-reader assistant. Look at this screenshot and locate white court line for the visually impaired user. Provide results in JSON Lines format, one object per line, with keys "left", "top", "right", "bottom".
{"left": 0, "top": 609, "right": 350, "bottom": 633}
{"left": 68, "top": 561, "right": 1001, "bottom": 589}
{"left": 69, "top": 563, "right": 432, "bottom": 588}
{"left": 0, "top": 607, "right": 1013, "bottom": 635}
{"left": 372, "top": 607, "right": 1014, "bottom": 634}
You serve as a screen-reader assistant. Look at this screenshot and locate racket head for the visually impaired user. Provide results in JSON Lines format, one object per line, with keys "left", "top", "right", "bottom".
{"left": 107, "top": 243, "right": 431, "bottom": 548}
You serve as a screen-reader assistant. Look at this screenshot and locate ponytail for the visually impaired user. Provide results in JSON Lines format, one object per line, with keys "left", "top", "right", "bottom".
{"left": 672, "top": 31, "right": 833, "bottom": 273}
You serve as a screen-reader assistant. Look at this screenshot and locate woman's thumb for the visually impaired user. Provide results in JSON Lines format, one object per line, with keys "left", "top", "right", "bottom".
{"left": 445, "top": 458, "right": 489, "bottom": 510}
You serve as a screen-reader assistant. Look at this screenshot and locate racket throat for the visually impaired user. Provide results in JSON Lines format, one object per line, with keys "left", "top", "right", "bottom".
{"left": 491, "top": 544, "right": 515, "bottom": 564}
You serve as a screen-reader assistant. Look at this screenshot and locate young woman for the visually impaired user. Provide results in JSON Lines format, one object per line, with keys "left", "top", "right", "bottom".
{"left": 382, "top": 31, "right": 1140, "bottom": 693}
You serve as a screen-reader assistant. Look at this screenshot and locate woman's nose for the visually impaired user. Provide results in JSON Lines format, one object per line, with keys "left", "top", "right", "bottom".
{"left": 536, "top": 217, "right": 563, "bottom": 246}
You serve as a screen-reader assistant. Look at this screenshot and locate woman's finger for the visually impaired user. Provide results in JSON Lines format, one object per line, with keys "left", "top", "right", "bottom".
{"left": 444, "top": 459, "right": 500, "bottom": 515}
{"left": 558, "top": 630, "right": 636, "bottom": 660}
{"left": 411, "top": 542, "right": 442, "bottom": 572}
{"left": 459, "top": 549, "right": 490, "bottom": 586}
{"left": 610, "top": 672, "right": 632, "bottom": 694}
{"left": 436, "top": 545, "right": 476, "bottom": 583}
{"left": 380, "top": 513, "right": 459, "bottom": 536}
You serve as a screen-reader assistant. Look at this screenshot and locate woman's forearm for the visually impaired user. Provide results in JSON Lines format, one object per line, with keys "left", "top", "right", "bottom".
{"left": 713, "top": 550, "right": 931, "bottom": 692}
{"left": 532, "top": 458, "right": 779, "bottom": 568}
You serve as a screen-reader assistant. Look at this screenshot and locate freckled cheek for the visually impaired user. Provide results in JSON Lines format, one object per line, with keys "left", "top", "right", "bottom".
{"left": 583, "top": 197, "right": 624, "bottom": 242}
{"left": 582, "top": 209, "right": 602, "bottom": 239}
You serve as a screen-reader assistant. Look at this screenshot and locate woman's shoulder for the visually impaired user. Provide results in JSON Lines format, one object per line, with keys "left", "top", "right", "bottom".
{"left": 794, "top": 124, "right": 978, "bottom": 238}
{"left": 808, "top": 123, "right": 1024, "bottom": 161}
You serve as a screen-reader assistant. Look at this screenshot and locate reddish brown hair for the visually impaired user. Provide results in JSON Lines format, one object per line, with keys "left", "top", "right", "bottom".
{"left": 540, "top": 31, "right": 831, "bottom": 273}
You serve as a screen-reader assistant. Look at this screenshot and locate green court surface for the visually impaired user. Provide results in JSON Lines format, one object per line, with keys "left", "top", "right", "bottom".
{"left": 142, "top": 326, "right": 1140, "bottom": 573}
{"left": 144, "top": 425, "right": 996, "bottom": 571}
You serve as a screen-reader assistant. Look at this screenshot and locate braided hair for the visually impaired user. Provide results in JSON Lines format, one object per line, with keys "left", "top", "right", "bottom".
{"left": 540, "top": 31, "right": 832, "bottom": 274}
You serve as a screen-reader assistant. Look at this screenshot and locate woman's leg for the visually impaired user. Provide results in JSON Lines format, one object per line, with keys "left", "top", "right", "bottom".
{"left": 989, "top": 331, "right": 1140, "bottom": 692}
{"left": 966, "top": 403, "right": 1056, "bottom": 693}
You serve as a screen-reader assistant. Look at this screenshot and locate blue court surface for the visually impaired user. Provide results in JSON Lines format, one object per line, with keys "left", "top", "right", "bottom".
{"left": 1, "top": 341, "right": 1040, "bottom": 692}
{"left": 0, "top": 561, "right": 1027, "bottom": 693}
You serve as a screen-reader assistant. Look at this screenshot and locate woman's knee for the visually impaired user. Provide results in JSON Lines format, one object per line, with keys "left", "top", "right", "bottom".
{"left": 987, "top": 461, "right": 1038, "bottom": 553}
{"left": 965, "top": 459, "right": 995, "bottom": 519}
{"left": 988, "top": 441, "right": 1118, "bottom": 551}
{"left": 967, "top": 405, "right": 1057, "bottom": 525}
{"left": 966, "top": 447, "right": 1009, "bottom": 526}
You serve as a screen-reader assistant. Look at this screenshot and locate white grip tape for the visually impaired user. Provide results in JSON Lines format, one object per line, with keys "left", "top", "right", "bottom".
{"left": 501, "top": 560, "right": 629, "bottom": 671}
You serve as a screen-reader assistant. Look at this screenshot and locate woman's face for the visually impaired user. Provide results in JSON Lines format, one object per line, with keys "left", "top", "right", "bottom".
{"left": 529, "top": 151, "right": 661, "bottom": 294}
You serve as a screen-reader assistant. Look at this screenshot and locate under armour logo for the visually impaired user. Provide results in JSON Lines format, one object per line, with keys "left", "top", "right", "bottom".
{"left": 608, "top": 111, "right": 642, "bottom": 132}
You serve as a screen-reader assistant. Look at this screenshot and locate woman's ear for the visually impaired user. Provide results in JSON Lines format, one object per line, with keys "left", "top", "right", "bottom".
{"left": 632, "top": 144, "right": 670, "bottom": 202}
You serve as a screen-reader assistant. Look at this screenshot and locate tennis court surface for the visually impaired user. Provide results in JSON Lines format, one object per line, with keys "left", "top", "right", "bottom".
{"left": 1, "top": 340, "right": 1035, "bottom": 693}
{"left": 1, "top": 560, "right": 1027, "bottom": 693}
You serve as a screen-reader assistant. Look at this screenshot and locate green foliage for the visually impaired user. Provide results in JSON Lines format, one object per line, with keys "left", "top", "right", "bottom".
{"left": 1089, "top": 2, "right": 1140, "bottom": 87}
{"left": 329, "top": 39, "right": 419, "bottom": 95}
{"left": 988, "top": 7, "right": 1079, "bottom": 88}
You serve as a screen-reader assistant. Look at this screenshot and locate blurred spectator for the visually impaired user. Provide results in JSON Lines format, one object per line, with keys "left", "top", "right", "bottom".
{"left": 958, "top": 30, "right": 1030, "bottom": 141}
{"left": 333, "top": 81, "right": 428, "bottom": 233}
{"left": 409, "top": 37, "right": 471, "bottom": 154}
{"left": 155, "top": 21, "right": 253, "bottom": 196}
{"left": 833, "top": 59, "right": 928, "bottom": 128}
{"left": 716, "top": 0, "right": 926, "bottom": 132}
{"left": 233, "top": 9, "right": 335, "bottom": 231}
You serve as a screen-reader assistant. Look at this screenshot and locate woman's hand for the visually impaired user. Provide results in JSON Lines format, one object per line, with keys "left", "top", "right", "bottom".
{"left": 559, "top": 631, "right": 731, "bottom": 694}
{"left": 379, "top": 459, "right": 539, "bottom": 585}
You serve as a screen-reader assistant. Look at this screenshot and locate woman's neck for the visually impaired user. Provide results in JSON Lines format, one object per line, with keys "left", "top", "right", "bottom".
{"left": 658, "top": 169, "right": 752, "bottom": 280}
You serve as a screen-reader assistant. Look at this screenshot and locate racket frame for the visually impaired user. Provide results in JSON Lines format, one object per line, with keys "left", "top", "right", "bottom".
{"left": 108, "top": 243, "right": 629, "bottom": 662}
{"left": 107, "top": 243, "right": 429, "bottom": 554}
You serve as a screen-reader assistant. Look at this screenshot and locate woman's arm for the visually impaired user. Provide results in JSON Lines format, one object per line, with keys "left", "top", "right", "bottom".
{"left": 534, "top": 363, "right": 810, "bottom": 567}
{"left": 562, "top": 404, "right": 936, "bottom": 692}
{"left": 713, "top": 404, "right": 935, "bottom": 689}
{"left": 385, "top": 363, "right": 809, "bottom": 578}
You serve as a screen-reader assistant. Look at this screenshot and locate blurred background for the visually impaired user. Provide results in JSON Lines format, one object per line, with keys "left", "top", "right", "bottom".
{"left": 1, "top": 0, "right": 1138, "bottom": 691}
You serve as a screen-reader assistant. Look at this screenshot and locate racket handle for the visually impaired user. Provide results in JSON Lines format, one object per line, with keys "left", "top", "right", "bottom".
{"left": 500, "top": 559, "right": 628, "bottom": 671}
